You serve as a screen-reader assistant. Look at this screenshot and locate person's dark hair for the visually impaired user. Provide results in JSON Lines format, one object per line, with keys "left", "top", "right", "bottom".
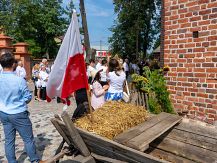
{"left": 89, "top": 59, "right": 95, "bottom": 64}
{"left": 92, "top": 69, "right": 103, "bottom": 84}
{"left": 0, "top": 53, "right": 15, "bottom": 68}
{"left": 109, "top": 58, "right": 122, "bottom": 76}
{"left": 102, "top": 59, "right": 107, "bottom": 66}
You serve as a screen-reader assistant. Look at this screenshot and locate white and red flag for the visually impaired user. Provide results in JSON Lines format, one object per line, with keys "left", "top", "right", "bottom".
{"left": 46, "top": 10, "right": 88, "bottom": 102}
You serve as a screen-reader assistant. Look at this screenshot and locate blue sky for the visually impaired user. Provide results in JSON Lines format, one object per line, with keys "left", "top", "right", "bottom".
{"left": 63, "top": 0, "right": 115, "bottom": 48}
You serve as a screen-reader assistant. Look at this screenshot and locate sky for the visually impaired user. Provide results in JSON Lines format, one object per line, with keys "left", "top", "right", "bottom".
{"left": 63, "top": 0, "right": 115, "bottom": 48}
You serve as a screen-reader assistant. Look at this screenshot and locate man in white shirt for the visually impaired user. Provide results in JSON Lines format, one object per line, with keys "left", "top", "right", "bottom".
{"left": 87, "top": 59, "right": 96, "bottom": 83}
{"left": 123, "top": 59, "right": 129, "bottom": 79}
{"left": 16, "top": 61, "right": 26, "bottom": 79}
{"left": 99, "top": 59, "right": 108, "bottom": 86}
{"left": 95, "top": 58, "right": 102, "bottom": 70}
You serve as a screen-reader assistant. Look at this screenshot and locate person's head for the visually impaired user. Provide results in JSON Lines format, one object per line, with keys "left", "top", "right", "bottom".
{"left": 33, "top": 63, "right": 40, "bottom": 70}
{"left": 42, "top": 58, "right": 47, "bottom": 64}
{"left": 109, "top": 58, "right": 121, "bottom": 72}
{"left": 41, "top": 65, "right": 46, "bottom": 71}
{"left": 102, "top": 59, "right": 107, "bottom": 66}
{"left": 13, "top": 60, "right": 18, "bottom": 71}
{"left": 18, "top": 60, "right": 23, "bottom": 67}
{"left": 98, "top": 58, "right": 102, "bottom": 64}
{"left": 89, "top": 59, "right": 95, "bottom": 67}
{"left": 92, "top": 69, "right": 103, "bottom": 84}
{"left": 85, "top": 62, "right": 89, "bottom": 69}
{"left": 0, "top": 53, "right": 16, "bottom": 69}
{"left": 125, "top": 58, "right": 128, "bottom": 63}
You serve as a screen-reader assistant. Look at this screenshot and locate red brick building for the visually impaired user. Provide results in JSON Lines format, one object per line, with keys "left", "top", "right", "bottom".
{"left": 162, "top": 0, "right": 217, "bottom": 124}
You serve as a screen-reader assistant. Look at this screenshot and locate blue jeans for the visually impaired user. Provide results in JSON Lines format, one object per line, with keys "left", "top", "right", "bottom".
{"left": 0, "top": 111, "right": 40, "bottom": 163}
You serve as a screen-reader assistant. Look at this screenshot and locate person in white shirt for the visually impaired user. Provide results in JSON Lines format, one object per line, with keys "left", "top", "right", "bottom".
{"left": 16, "top": 61, "right": 26, "bottom": 79}
{"left": 123, "top": 59, "right": 129, "bottom": 79}
{"left": 95, "top": 58, "right": 102, "bottom": 71}
{"left": 132, "top": 61, "right": 140, "bottom": 74}
{"left": 99, "top": 59, "right": 108, "bottom": 86}
{"left": 105, "top": 58, "right": 126, "bottom": 101}
{"left": 39, "top": 65, "right": 49, "bottom": 100}
{"left": 87, "top": 59, "right": 96, "bottom": 83}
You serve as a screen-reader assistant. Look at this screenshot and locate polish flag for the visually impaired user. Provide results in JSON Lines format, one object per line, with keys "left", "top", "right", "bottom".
{"left": 46, "top": 10, "right": 88, "bottom": 101}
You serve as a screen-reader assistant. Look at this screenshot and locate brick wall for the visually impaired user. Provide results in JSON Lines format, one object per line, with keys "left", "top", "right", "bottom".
{"left": 163, "top": 0, "right": 217, "bottom": 125}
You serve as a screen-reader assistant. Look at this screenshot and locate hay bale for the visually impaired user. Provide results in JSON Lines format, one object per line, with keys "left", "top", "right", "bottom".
{"left": 75, "top": 101, "right": 149, "bottom": 139}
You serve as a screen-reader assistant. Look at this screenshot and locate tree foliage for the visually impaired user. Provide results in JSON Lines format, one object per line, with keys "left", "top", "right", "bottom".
{"left": 0, "top": 0, "right": 70, "bottom": 59}
{"left": 109, "top": 0, "right": 161, "bottom": 59}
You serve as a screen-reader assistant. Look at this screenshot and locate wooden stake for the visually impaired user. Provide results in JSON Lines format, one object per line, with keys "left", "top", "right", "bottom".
{"left": 86, "top": 88, "right": 94, "bottom": 122}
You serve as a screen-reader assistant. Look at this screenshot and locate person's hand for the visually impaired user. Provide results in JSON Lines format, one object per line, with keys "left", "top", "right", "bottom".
{"left": 103, "top": 85, "right": 109, "bottom": 91}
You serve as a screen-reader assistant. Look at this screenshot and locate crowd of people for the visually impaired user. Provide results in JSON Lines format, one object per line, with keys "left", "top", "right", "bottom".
{"left": 32, "top": 59, "right": 51, "bottom": 101}
{"left": 0, "top": 51, "right": 151, "bottom": 163}
{"left": 86, "top": 56, "right": 146, "bottom": 111}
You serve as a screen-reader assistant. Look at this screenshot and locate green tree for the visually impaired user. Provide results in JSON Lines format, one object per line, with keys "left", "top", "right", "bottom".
{"left": 109, "top": 0, "right": 161, "bottom": 59}
{"left": 0, "top": 0, "right": 69, "bottom": 59}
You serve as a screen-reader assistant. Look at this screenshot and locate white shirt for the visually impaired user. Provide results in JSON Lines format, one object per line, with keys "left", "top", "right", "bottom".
{"left": 87, "top": 66, "right": 96, "bottom": 78}
{"left": 16, "top": 66, "right": 26, "bottom": 78}
{"left": 107, "top": 71, "right": 126, "bottom": 93}
{"left": 123, "top": 62, "right": 129, "bottom": 72}
{"left": 96, "top": 62, "right": 102, "bottom": 71}
{"left": 0, "top": 64, "right": 3, "bottom": 73}
{"left": 99, "top": 65, "right": 107, "bottom": 82}
{"left": 39, "top": 71, "right": 49, "bottom": 87}
{"left": 132, "top": 64, "right": 140, "bottom": 74}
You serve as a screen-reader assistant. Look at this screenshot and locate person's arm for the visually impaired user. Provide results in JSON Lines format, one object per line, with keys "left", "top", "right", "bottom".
{"left": 92, "top": 82, "right": 105, "bottom": 97}
{"left": 20, "top": 79, "right": 32, "bottom": 104}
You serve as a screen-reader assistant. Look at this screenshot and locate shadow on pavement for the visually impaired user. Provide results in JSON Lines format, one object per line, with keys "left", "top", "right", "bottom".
{"left": 17, "top": 132, "right": 52, "bottom": 162}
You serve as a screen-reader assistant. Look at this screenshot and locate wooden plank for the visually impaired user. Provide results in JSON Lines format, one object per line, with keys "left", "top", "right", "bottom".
{"left": 91, "top": 153, "right": 127, "bottom": 163}
{"left": 127, "top": 114, "right": 182, "bottom": 151}
{"left": 114, "top": 112, "right": 171, "bottom": 144}
{"left": 51, "top": 118, "right": 72, "bottom": 145}
{"left": 138, "top": 91, "right": 142, "bottom": 105}
{"left": 141, "top": 92, "right": 145, "bottom": 107}
{"left": 144, "top": 93, "right": 149, "bottom": 111}
{"left": 165, "top": 128, "right": 217, "bottom": 152}
{"left": 146, "top": 147, "right": 195, "bottom": 163}
{"left": 130, "top": 92, "right": 138, "bottom": 105}
{"left": 61, "top": 111, "right": 90, "bottom": 157}
{"left": 150, "top": 137, "right": 217, "bottom": 163}
{"left": 175, "top": 120, "right": 217, "bottom": 140}
{"left": 77, "top": 127, "right": 168, "bottom": 163}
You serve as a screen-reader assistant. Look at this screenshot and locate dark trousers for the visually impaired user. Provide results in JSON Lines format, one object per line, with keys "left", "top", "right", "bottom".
{"left": 72, "top": 88, "right": 89, "bottom": 119}
{"left": 34, "top": 85, "right": 37, "bottom": 97}
{"left": 40, "top": 87, "right": 46, "bottom": 100}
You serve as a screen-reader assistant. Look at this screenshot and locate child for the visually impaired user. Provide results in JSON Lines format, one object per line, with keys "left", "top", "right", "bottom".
{"left": 91, "top": 70, "right": 109, "bottom": 110}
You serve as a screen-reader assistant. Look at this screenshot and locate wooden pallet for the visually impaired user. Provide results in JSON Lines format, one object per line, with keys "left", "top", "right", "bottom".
{"left": 114, "top": 112, "right": 182, "bottom": 151}
{"left": 147, "top": 119, "right": 217, "bottom": 163}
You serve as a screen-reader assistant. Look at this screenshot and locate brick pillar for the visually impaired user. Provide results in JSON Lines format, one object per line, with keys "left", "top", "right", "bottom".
{"left": 14, "top": 43, "right": 31, "bottom": 80}
{"left": 163, "top": 0, "right": 217, "bottom": 125}
{"left": 0, "top": 33, "right": 14, "bottom": 55}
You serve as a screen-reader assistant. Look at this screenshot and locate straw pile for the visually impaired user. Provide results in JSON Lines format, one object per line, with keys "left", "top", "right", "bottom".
{"left": 75, "top": 101, "right": 149, "bottom": 139}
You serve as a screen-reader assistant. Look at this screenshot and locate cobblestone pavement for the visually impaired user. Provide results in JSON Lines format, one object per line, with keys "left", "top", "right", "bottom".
{"left": 0, "top": 83, "right": 76, "bottom": 163}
